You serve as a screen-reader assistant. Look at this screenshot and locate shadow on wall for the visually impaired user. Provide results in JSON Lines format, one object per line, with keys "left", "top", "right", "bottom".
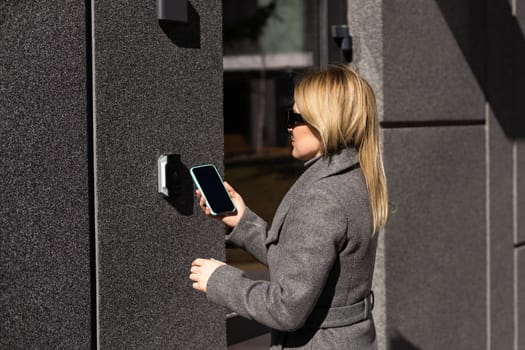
{"left": 164, "top": 154, "right": 194, "bottom": 216}
{"left": 435, "top": 0, "right": 525, "bottom": 138}
{"left": 159, "top": 2, "right": 200, "bottom": 49}
{"left": 389, "top": 330, "right": 422, "bottom": 350}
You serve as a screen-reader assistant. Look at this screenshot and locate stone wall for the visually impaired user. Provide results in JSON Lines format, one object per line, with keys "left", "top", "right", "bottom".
{"left": 1, "top": 0, "right": 226, "bottom": 348}
{"left": 350, "top": 0, "right": 524, "bottom": 349}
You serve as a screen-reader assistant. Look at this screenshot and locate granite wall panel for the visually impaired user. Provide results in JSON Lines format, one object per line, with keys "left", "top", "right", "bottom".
{"left": 0, "top": 1, "right": 92, "bottom": 348}
{"left": 518, "top": 141, "right": 525, "bottom": 245}
{"left": 349, "top": 0, "right": 383, "bottom": 119}
{"left": 518, "top": 247, "right": 525, "bottom": 350}
{"left": 383, "top": 126, "right": 486, "bottom": 350}
{"left": 515, "top": 0, "right": 525, "bottom": 247}
{"left": 383, "top": 0, "right": 485, "bottom": 123}
{"left": 348, "top": 2, "right": 386, "bottom": 348}
{"left": 489, "top": 112, "right": 515, "bottom": 350}
{"left": 93, "top": 0, "right": 226, "bottom": 348}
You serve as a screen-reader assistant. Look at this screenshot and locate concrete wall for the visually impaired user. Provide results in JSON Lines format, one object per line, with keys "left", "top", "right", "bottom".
{"left": 350, "top": 0, "right": 524, "bottom": 349}
{"left": 1, "top": 0, "right": 226, "bottom": 349}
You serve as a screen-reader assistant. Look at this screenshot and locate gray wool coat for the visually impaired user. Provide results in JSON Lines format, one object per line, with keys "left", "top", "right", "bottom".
{"left": 207, "top": 147, "right": 378, "bottom": 349}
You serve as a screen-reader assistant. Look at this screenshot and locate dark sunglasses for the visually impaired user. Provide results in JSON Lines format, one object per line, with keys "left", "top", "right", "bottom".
{"left": 287, "top": 109, "right": 306, "bottom": 128}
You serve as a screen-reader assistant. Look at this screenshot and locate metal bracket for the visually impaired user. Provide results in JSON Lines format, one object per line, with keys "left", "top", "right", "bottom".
{"left": 331, "top": 25, "right": 353, "bottom": 62}
{"left": 157, "top": 0, "right": 187, "bottom": 22}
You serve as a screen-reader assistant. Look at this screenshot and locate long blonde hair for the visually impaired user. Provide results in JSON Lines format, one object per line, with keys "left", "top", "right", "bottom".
{"left": 294, "top": 64, "right": 388, "bottom": 234}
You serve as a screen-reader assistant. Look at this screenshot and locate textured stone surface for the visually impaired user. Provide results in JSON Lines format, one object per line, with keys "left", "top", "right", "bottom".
{"left": 489, "top": 111, "right": 515, "bottom": 350}
{"left": 0, "top": 1, "right": 92, "bottom": 348}
{"left": 93, "top": 0, "right": 226, "bottom": 348}
{"left": 349, "top": 2, "right": 385, "bottom": 348}
{"left": 349, "top": 0, "right": 383, "bottom": 120}
{"left": 518, "top": 247, "right": 525, "bottom": 350}
{"left": 383, "top": 0, "right": 485, "bottom": 123}
{"left": 383, "top": 126, "right": 486, "bottom": 349}
{"left": 371, "top": 229, "right": 386, "bottom": 350}
{"left": 518, "top": 141, "right": 525, "bottom": 244}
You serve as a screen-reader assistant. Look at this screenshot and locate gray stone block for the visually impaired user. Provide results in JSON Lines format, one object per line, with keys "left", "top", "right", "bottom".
{"left": 383, "top": 126, "right": 486, "bottom": 349}
{"left": 372, "top": 230, "right": 387, "bottom": 350}
{"left": 93, "top": 0, "right": 226, "bottom": 348}
{"left": 383, "top": 0, "right": 485, "bottom": 123}
{"left": 0, "top": 2, "right": 92, "bottom": 349}
{"left": 489, "top": 111, "right": 515, "bottom": 350}
{"left": 518, "top": 141, "right": 525, "bottom": 245}
{"left": 518, "top": 247, "right": 525, "bottom": 350}
{"left": 349, "top": 0, "right": 384, "bottom": 120}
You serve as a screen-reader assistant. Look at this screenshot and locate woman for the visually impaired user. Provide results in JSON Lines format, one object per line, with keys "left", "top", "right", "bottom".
{"left": 189, "top": 64, "right": 388, "bottom": 349}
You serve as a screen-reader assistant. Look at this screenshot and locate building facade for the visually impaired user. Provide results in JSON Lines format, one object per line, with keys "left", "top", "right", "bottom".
{"left": 1, "top": 0, "right": 524, "bottom": 349}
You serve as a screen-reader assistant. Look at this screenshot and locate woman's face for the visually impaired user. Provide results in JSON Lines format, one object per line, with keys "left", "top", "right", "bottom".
{"left": 288, "top": 105, "right": 322, "bottom": 161}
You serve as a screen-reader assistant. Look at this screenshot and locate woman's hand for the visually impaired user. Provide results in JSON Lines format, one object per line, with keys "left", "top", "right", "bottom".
{"left": 196, "top": 182, "right": 246, "bottom": 228}
{"left": 189, "top": 258, "right": 226, "bottom": 293}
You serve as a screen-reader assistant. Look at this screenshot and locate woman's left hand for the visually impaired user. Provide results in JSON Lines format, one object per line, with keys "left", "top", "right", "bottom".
{"left": 189, "top": 258, "right": 226, "bottom": 293}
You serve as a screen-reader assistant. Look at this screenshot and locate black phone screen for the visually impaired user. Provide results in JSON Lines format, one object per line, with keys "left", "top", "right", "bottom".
{"left": 191, "top": 165, "right": 235, "bottom": 215}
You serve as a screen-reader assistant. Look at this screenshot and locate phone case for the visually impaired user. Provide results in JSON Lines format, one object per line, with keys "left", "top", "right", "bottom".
{"left": 190, "top": 164, "right": 236, "bottom": 216}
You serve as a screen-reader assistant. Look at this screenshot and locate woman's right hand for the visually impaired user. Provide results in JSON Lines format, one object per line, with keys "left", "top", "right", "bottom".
{"left": 196, "top": 181, "right": 246, "bottom": 228}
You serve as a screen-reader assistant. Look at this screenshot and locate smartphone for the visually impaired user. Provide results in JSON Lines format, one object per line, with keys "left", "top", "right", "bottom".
{"left": 190, "top": 164, "right": 236, "bottom": 216}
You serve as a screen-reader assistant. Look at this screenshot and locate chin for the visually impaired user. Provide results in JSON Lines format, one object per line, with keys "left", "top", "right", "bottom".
{"left": 291, "top": 151, "right": 308, "bottom": 161}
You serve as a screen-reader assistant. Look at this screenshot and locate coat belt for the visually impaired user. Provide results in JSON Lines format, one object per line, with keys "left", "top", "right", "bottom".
{"left": 305, "top": 291, "right": 374, "bottom": 329}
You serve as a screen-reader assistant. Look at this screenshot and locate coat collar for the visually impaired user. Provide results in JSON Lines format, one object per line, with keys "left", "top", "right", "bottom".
{"left": 265, "top": 147, "right": 360, "bottom": 246}
{"left": 302, "top": 147, "right": 360, "bottom": 183}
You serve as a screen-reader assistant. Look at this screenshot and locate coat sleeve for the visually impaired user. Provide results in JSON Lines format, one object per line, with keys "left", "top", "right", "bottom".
{"left": 206, "top": 188, "right": 347, "bottom": 331}
{"left": 225, "top": 207, "right": 270, "bottom": 265}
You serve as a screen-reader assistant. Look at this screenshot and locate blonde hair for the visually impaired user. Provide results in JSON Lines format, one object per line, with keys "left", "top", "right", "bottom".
{"left": 294, "top": 64, "right": 388, "bottom": 234}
